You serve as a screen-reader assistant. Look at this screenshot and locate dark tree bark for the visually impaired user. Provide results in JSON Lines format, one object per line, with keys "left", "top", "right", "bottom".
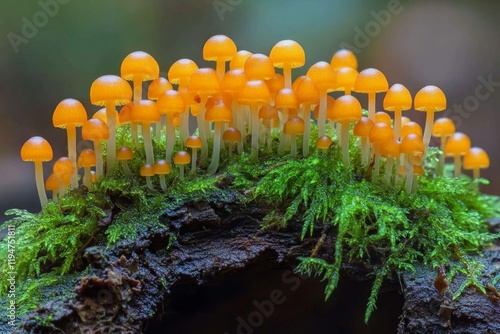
{"left": 4, "top": 192, "right": 500, "bottom": 333}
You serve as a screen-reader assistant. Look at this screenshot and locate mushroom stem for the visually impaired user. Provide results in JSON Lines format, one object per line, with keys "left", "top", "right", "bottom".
{"left": 228, "top": 143, "right": 234, "bottom": 158}
{"left": 179, "top": 82, "right": 190, "bottom": 144}
{"left": 422, "top": 109, "right": 435, "bottom": 151}
{"left": 83, "top": 166, "right": 91, "bottom": 187}
{"left": 142, "top": 122, "right": 155, "bottom": 165}
{"left": 94, "top": 141, "right": 104, "bottom": 180}
{"left": 146, "top": 176, "right": 154, "bottom": 191}
{"left": 345, "top": 88, "right": 352, "bottom": 95}
{"left": 198, "top": 96, "right": 209, "bottom": 160}
{"left": 454, "top": 154, "right": 462, "bottom": 177}
{"left": 302, "top": 103, "right": 311, "bottom": 157}
{"left": 278, "top": 108, "right": 289, "bottom": 154}
{"left": 438, "top": 136, "right": 448, "bottom": 176}
{"left": 156, "top": 115, "right": 165, "bottom": 139}
{"left": 216, "top": 59, "right": 225, "bottom": 80}
{"left": 405, "top": 158, "right": 414, "bottom": 194}
{"left": 105, "top": 101, "right": 117, "bottom": 174}
{"left": 66, "top": 124, "right": 78, "bottom": 189}
{"left": 368, "top": 91, "right": 375, "bottom": 121}
{"left": 159, "top": 175, "right": 167, "bottom": 191}
{"left": 236, "top": 104, "right": 245, "bottom": 154}
{"left": 394, "top": 107, "right": 402, "bottom": 140}
{"left": 133, "top": 76, "right": 143, "bottom": 102}
{"left": 131, "top": 122, "right": 139, "bottom": 147}
{"left": 341, "top": 121, "right": 350, "bottom": 167}
{"left": 207, "top": 122, "right": 223, "bottom": 174}
{"left": 190, "top": 149, "right": 198, "bottom": 176}
{"left": 290, "top": 134, "right": 298, "bottom": 158}
{"left": 384, "top": 157, "right": 394, "bottom": 185}
{"left": 317, "top": 89, "right": 327, "bottom": 137}
{"left": 34, "top": 160, "right": 48, "bottom": 207}
{"left": 361, "top": 137, "right": 368, "bottom": 165}
{"left": 283, "top": 64, "right": 292, "bottom": 89}
{"left": 122, "top": 161, "right": 132, "bottom": 177}
{"left": 266, "top": 126, "right": 272, "bottom": 151}
{"left": 52, "top": 191, "right": 58, "bottom": 202}
{"left": 250, "top": 104, "right": 260, "bottom": 161}
{"left": 179, "top": 165, "right": 185, "bottom": 180}
{"left": 372, "top": 146, "right": 381, "bottom": 183}
{"left": 473, "top": 168, "right": 480, "bottom": 180}
{"left": 165, "top": 116, "right": 175, "bottom": 162}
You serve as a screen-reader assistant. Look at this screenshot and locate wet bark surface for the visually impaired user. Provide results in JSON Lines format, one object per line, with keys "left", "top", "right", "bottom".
{"left": 3, "top": 192, "right": 500, "bottom": 333}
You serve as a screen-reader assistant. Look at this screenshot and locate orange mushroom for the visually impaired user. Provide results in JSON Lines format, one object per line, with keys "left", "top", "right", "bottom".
{"left": 259, "top": 104, "right": 279, "bottom": 151}
{"left": 90, "top": 75, "right": 132, "bottom": 174}
{"left": 275, "top": 88, "right": 299, "bottom": 154}
{"left": 174, "top": 151, "right": 191, "bottom": 179}
{"left": 53, "top": 157, "right": 74, "bottom": 197}
{"left": 374, "top": 111, "right": 392, "bottom": 126}
{"left": 379, "top": 140, "right": 400, "bottom": 186}
{"left": 464, "top": 147, "right": 490, "bottom": 179}
{"left": 203, "top": 35, "right": 237, "bottom": 79}
{"left": 353, "top": 117, "right": 374, "bottom": 165}
{"left": 45, "top": 173, "right": 60, "bottom": 202}
{"left": 267, "top": 74, "right": 286, "bottom": 102}
{"left": 414, "top": 85, "right": 446, "bottom": 151}
{"left": 206, "top": 103, "right": 232, "bottom": 174}
{"left": 296, "top": 76, "right": 319, "bottom": 156}
{"left": 185, "top": 136, "right": 202, "bottom": 175}
{"left": 269, "top": 40, "right": 305, "bottom": 89}
{"left": 21, "top": 136, "right": 53, "bottom": 207}
{"left": 148, "top": 77, "right": 173, "bottom": 139}
{"left": 331, "top": 95, "right": 363, "bottom": 167}
{"left": 284, "top": 117, "right": 305, "bottom": 158}
{"left": 221, "top": 69, "right": 248, "bottom": 152}
{"left": 93, "top": 108, "right": 120, "bottom": 127}
{"left": 131, "top": 100, "right": 160, "bottom": 165}
{"left": 153, "top": 160, "right": 171, "bottom": 191}
{"left": 306, "top": 61, "right": 336, "bottom": 137}
{"left": 52, "top": 98, "right": 87, "bottom": 189}
{"left": 140, "top": 164, "right": 155, "bottom": 191}
{"left": 121, "top": 51, "right": 160, "bottom": 102}
{"left": 116, "top": 146, "right": 133, "bottom": 177}
{"left": 383, "top": 83, "right": 412, "bottom": 140}
{"left": 353, "top": 68, "right": 388, "bottom": 122}
{"left": 157, "top": 90, "right": 185, "bottom": 162}
{"left": 77, "top": 149, "right": 96, "bottom": 187}
{"left": 119, "top": 102, "right": 137, "bottom": 145}
{"left": 400, "top": 134, "right": 425, "bottom": 193}
{"left": 81, "top": 118, "right": 109, "bottom": 179}
{"left": 244, "top": 53, "right": 275, "bottom": 81}
{"left": 369, "top": 123, "right": 394, "bottom": 181}
{"left": 330, "top": 49, "right": 358, "bottom": 71}
{"left": 432, "top": 117, "right": 455, "bottom": 176}
{"left": 230, "top": 50, "right": 253, "bottom": 70}
{"left": 401, "top": 121, "right": 423, "bottom": 138}
{"left": 444, "top": 132, "right": 471, "bottom": 177}
{"left": 316, "top": 135, "right": 333, "bottom": 154}
{"left": 223, "top": 127, "right": 242, "bottom": 158}
{"left": 334, "top": 67, "right": 358, "bottom": 95}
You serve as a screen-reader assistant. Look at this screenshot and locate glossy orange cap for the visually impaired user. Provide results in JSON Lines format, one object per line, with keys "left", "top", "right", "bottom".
{"left": 174, "top": 151, "right": 191, "bottom": 165}
{"left": 414, "top": 85, "right": 446, "bottom": 111}
{"left": 116, "top": 146, "right": 133, "bottom": 161}
{"left": 78, "top": 149, "right": 96, "bottom": 167}
{"left": 140, "top": 164, "right": 155, "bottom": 177}
{"left": 168, "top": 58, "right": 199, "bottom": 85}
{"left": 330, "top": 49, "right": 358, "bottom": 71}
{"left": 90, "top": 75, "right": 132, "bottom": 106}
{"left": 401, "top": 121, "right": 422, "bottom": 138}
{"left": 331, "top": 95, "right": 362, "bottom": 123}
{"left": 121, "top": 51, "right": 159, "bottom": 81}
{"left": 353, "top": 117, "right": 374, "bottom": 137}
{"left": 383, "top": 83, "right": 412, "bottom": 111}
{"left": 275, "top": 88, "right": 298, "bottom": 109}
{"left": 21, "top": 136, "right": 53, "bottom": 162}
{"left": 400, "top": 134, "right": 425, "bottom": 154}
{"left": 444, "top": 132, "right": 471, "bottom": 156}
{"left": 335, "top": 67, "right": 358, "bottom": 92}
{"left": 296, "top": 76, "right": 319, "bottom": 105}
{"left": 221, "top": 69, "right": 248, "bottom": 95}
{"left": 148, "top": 77, "right": 173, "bottom": 100}
{"left": 432, "top": 117, "right": 455, "bottom": 138}
{"left": 53, "top": 157, "right": 74, "bottom": 176}
{"left": 188, "top": 68, "right": 221, "bottom": 96}
{"left": 230, "top": 50, "right": 253, "bottom": 70}
{"left": 81, "top": 118, "right": 109, "bottom": 141}
{"left": 52, "top": 98, "right": 87, "bottom": 128}
{"left": 157, "top": 90, "right": 185, "bottom": 115}
{"left": 463, "top": 147, "right": 490, "bottom": 169}
{"left": 316, "top": 135, "right": 333, "bottom": 150}
{"left": 223, "top": 127, "right": 242, "bottom": 142}
{"left": 185, "top": 136, "right": 202, "bottom": 148}
{"left": 93, "top": 108, "right": 120, "bottom": 127}
{"left": 269, "top": 40, "right": 306, "bottom": 68}
{"left": 374, "top": 111, "right": 392, "bottom": 126}
{"left": 205, "top": 103, "right": 232, "bottom": 122}
{"left": 369, "top": 123, "right": 394, "bottom": 144}
{"left": 244, "top": 53, "right": 275, "bottom": 80}
{"left": 379, "top": 140, "right": 400, "bottom": 158}
{"left": 353, "top": 68, "right": 388, "bottom": 93}
{"left": 306, "top": 61, "right": 336, "bottom": 92}
{"left": 131, "top": 100, "right": 160, "bottom": 123}
{"left": 153, "top": 160, "right": 172, "bottom": 175}
{"left": 284, "top": 117, "right": 305, "bottom": 135}
{"left": 203, "top": 35, "right": 237, "bottom": 61}
{"left": 238, "top": 80, "right": 271, "bottom": 105}
{"left": 267, "top": 74, "right": 285, "bottom": 97}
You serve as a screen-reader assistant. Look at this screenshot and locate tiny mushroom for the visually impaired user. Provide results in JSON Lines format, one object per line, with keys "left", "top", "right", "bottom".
{"left": 53, "top": 157, "right": 74, "bottom": 197}
{"left": 284, "top": 117, "right": 305, "bottom": 158}
{"left": 121, "top": 51, "right": 160, "bottom": 101}
{"left": 400, "top": 134, "right": 425, "bottom": 193}
{"left": 244, "top": 53, "right": 275, "bottom": 81}
{"left": 230, "top": 50, "right": 253, "bottom": 70}
{"left": 45, "top": 173, "right": 60, "bottom": 202}
{"left": 353, "top": 68, "right": 388, "bottom": 122}
{"left": 353, "top": 116, "right": 374, "bottom": 165}
{"left": 203, "top": 35, "right": 237, "bottom": 79}
{"left": 316, "top": 135, "right": 333, "bottom": 154}
{"left": 334, "top": 67, "right": 358, "bottom": 95}
{"left": 21, "top": 136, "right": 53, "bottom": 207}
{"left": 148, "top": 77, "right": 173, "bottom": 139}
{"left": 223, "top": 127, "right": 242, "bottom": 158}
{"left": 185, "top": 136, "right": 202, "bottom": 175}
{"left": 157, "top": 90, "right": 185, "bottom": 162}
{"left": 444, "top": 132, "right": 471, "bottom": 177}
{"left": 131, "top": 100, "right": 160, "bottom": 165}
{"left": 296, "top": 76, "right": 320, "bottom": 156}
{"left": 275, "top": 88, "right": 299, "bottom": 154}
{"left": 206, "top": 103, "right": 232, "bottom": 174}
{"left": 306, "top": 61, "right": 336, "bottom": 137}
{"left": 81, "top": 118, "right": 109, "bottom": 179}
{"left": 269, "top": 39, "right": 306, "bottom": 88}
{"left": 414, "top": 85, "right": 446, "bottom": 151}
{"left": 330, "top": 49, "right": 358, "bottom": 71}
{"left": 77, "top": 149, "right": 96, "bottom": 188}
{"left": 432, "top": 117, "right": 456, "bottom": 176}
{"left": 379, "top": 139, "right": 400, "bottom": 186}
{"left": 259, "top": 104, "right": 279, "bottom": 151}
{"left": 140, "top": 164, "right": 155, "bottom": 191}
{"left": 116, "top": 146, "right": 134, "bottom": 177}
{"left": 383, "top": 83, "right": 412, "bottom": 140}
{"left": 369, "top": 123, "right": 395, "bottom": 182}
{"left": 174, "top": 151, "right": 191, "bottom": 179}
{"left": 153, "top": 160, "right": 171, "bottom": 191}
{"left": 463, "top": 147, "right": 490, "bottom": 180}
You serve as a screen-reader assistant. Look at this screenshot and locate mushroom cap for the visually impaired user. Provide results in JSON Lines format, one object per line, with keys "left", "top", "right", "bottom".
{"left": 157, "top": 90, "right": 185, "bottom": 115}
{"left": 269, "top": 40, "right": 306, "bottom": 69}
{"left": 267, "top": 74, "right": 285, "bottom": 97}
{"left": 119, "top": 103, "right": 134, "bottom": 124}
{"left": 306, "top": 61, "right": 336, "bottom": 92}
{"left": 185, "top": 136, "right": 202, "bottom": 149}
{"left": 82, "top": 118, "right": 109, "bottom": 141}
{"left": 45, "top": 173, "right": 60, "bottom": 191}
{"left": 153, "top": 160, "right": 172, "bottom": 175}
{"left": 292, "top": 75, "right": 307, "bottom": 92}
{"left": 93, "top": 108, "right": 120, "bottom": 127}
{"left": 259, "top": 104, "right": 279, "bottom": 120}
{"left": 221, "top": 69, "right": 248, "bottom": 95}
{"left": 173, "top": 114, "right": 181, "bottom": 127}
{"left": 140, "top": 164, "right": 155, "bottom": 177}
{"left": 188, "top": 68, "right": 221, "bottom": 96}
{"left": 168, "top": 58, "right": 199, "bottom": 85}
{"left": 374, "top": 111, "right": 392, "bottom": 126}
{"left": 353, "top": 116, "right": 374, "bottom": 137}
{"left": 313, "top": 96, "right": 335, "bottom": 120}
{"left": 121, "top": 51, "right": 159, "bottom": 81}
{"left": 369, "top": 123, "right": 394, "bottom": 144}
{"left": 379, "top": 140, "right": 400, "bottom": 158}
{"left": 223, "top": 127, "right": 242, "bottom": 142}
{"left": 296, "top": 76, "right": 319, "bottom": 105}
{"left": 316, "top": 135, "right": 333, "bottom": 150}
{"left": 400, "top": 134, "right": 425, "bottom": 155}
{"left": 205, "top": 94, "right": 232, "bottom": 111}
{"left": 330, "top": 49, "right": 358, "bottom": 71}
{"left": 262, "top": 116, "right": 280, "bottom": 129}
{"left": 383, "top": 83, "right": 412, "bottom": 111}
{"left": 463, "top": 147, "right": 490, "bottom": 170}
{"left": 53, "top": 157, "right": 74, "bottom": 176}
{"left": 131, "top": 100, "right": 160, "bottom": 124}
{"left": 203, "top": 35, "right": 237, "bottom": 62}
{"left": 284, "top": 117, "right": 305, "bottom": 135}
{"left": 331, "top": 95, "right": 362, "bottom": 123}
{"left": 230, "top": 50, "right": 253, "bottom": 70}
{"left": 353, "top": 68, "right": 388, "bottom": 93}
{"left": 52, "top": 98, "right": 87, "bottom": 128}
{"left": 90, "top": 75, "right": 132, "bottom": 106}
{"left": 116, "top": 146, "right": 133, "bottom": 161}
{"left": 174, "top": 151, "right": 191, "bottom": 165}
{"left": 21, "top": 136, "right": 53, "bottom": 162}
{"left": 444, "top": 132, "right": 471, "bottom": 156}
{"left": 205, "top": 103, "right": 232, "bottom": 123}
{"left": 432, "top": 117, "right": 455, "bottom": 137}
{"left": 238, "top": 80, "right": 271, "bottom": 106}
{"left": 412, "top": 164, "right": 425, "bottom": 176}
{"left": 244, "top": 53, "right": 275, "bottom": 80}
{"left": 275, "top": 88, "right": 299, "bottom": 109}
{"left": 401, "top": 116, "right": 411, "bottom": 126}
{"left": 334, "top": 67, "right": 358, "bottom": 92}
{"left": 148, "top": 77, "right": 173, "bottom": 100}
{"left": 401, "top": 121, "right": 423, "bottom": 138}
{"left": 414, "top": 85, "right": 446, "bottom": 111}
{"left": 78, "top": 149, "right": 96, "bottom": 167}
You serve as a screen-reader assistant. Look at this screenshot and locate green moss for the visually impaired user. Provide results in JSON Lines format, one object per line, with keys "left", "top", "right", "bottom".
{"left": 1, "top": 122, "right": 499, "bottom": 323}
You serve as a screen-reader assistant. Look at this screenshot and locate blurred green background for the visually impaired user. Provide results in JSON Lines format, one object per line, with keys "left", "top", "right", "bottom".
{"left": 1, "top": 0, "right": 500, "bottom": 220}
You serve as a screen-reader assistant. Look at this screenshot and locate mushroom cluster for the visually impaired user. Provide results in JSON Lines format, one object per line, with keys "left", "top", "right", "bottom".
{"left": 21, "top": 35, "right": 490, "bottom": 207}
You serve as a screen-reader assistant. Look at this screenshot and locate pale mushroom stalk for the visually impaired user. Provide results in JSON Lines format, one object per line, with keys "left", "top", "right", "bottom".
{"left": 453, "top": 153, "right": 462, "bottom": 177}
{"left": 207, "top": 122, "right": 223, "bottom": 174}
{"left": 384, "top": 158, "right": 394, "bottom": 185}
{"left": 66, "top": 124, "right": 78, "bottom": 188}
{"left": 83, "top": 166, "right": 92, "bottom": 187}
{"left": 34, "top": 161, "right": 49, "bottom": 207}
{"left": 473, "top": 168, "right": 480, "bottom": 180}
{"left": 94, "top": 142, "right": 104, "bottom": 179}
{"left": 179, "top": 165, "right": 186, "bottom": 179}
{"left": 368, "top": 92, "right": 376, "bottom": 121}
{"left": 361, "top": 137, "right": 369, "bottom": 165}
{"left": 340, "top": 121, "right": 351, "bottom": 167}
{"left": 289, "top": 134, "right": 298, "bottom": 157}
{"left": 133, "top": 76, "right": 143, "bottom": 101}
{"left": 393, "top": 107, "right": 402, "bottom": 140}
{"left": 250, "top": 104, "right": 260, "bottom": 161}
{"left": 142, "top": 122, "right": 154, "bottom": 165}
{"left": 52, "top": 191, "right": 58, "bottom": 202}
{"left": 145, "top": 176, "right": 154, "bottom": 191}
{"left": 232, "top": 100, "right": 243, "bottom": 154}
{"left": 283, "top": 64, "right": 292, "bottom": 89}
{"left": 156, "top": 115, "right": 165, "bottom": 139}
{"left": 165, "top": 115, "right": 175, "bottom": 162}
{"left": 266, "top": 126, "right": 272, "bottom": 151}
{"left": 216, "top": 59, "right": 226, "bottom": 80}
{"left": 412, "top": 174, "right": 419, "bottom": 193}
{"left": 190, "top": 149, "right": 198, "bottom": 176}
{"left": 131, "top": 123, "right": 139, "bottom": 147}
{"left": 121, "top": 161, "right": 132, "bottom": 177}
{"left": 302, "top": 103, "right": 311, "bottom": 156}
{"left": 422, "top": 107, "right": 435, "bottom": 151}
{"left": 371, "top": 146, "right": 381, "bottom": 182}
{"left": 317, "top": 89, "right": 327, "bottom": 137}
{"left": 179, "top": 82, "right": 190, "bottom": 143}
{"left": 405, "top": 158, "right": 414, "bottom": 194}
{"left": 105, "top": 101, "right": 117, "bottom": 173}
{"left": 159, "top": 175, "right": 167, "bottom": 191}
{"left": 198, "top": 96, "right": 209, "bottom": 159}
{"left": 278, "top": 107, "right": 289, "bottom": 154}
